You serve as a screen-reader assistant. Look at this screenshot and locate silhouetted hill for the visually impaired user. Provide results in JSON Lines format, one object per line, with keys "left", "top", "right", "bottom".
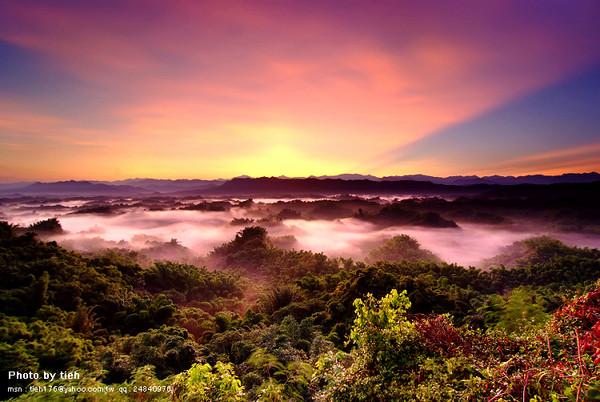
{"left": 203, "top": 177, "right": 487, "bottom": 196}
{"left": 303, "top": 172, "right": 600, "bottom": 185}
{"left": 0, "top": 182, "right": 35, "bottom": 191}
{"left": 96, "top": 178, "right": 225, "bottom": 193}
{"left": 301, "top": 172, "right": 600, "bottom": 185}
{"left": 200, "top": 177, "right": 600, "bottom": 200}
{"left": 17, "top": 180, "right": 150, "bottom": 196}
{"left": 0, "top": 173, "right": 598, "bottom": 197}
{"left": 313, "top": 173, "right": 381, "bottom": 181}
{"left": 381, "top": 172, "right": 600, "bottom": 185}
{"left": 0, "top": 179, "right": 224, "bottom": 196}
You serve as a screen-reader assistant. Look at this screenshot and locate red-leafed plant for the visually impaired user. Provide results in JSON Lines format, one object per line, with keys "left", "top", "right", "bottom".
{"left": 413, "top": 314, "right": 470, "bottom": 357}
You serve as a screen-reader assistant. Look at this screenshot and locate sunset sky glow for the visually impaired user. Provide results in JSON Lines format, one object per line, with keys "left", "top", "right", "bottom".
{"left": 1, "top": 0, "right": 599, "bottom": 182}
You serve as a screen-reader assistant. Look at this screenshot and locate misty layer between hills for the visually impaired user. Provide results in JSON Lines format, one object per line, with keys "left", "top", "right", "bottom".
{"left": 2, "top": 193, "right": 599, "bottom": 268}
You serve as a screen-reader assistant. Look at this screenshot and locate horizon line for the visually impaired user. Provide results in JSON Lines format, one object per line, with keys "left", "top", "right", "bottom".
{"left": 1, "top": 171, "right": 599, "bottom": 185}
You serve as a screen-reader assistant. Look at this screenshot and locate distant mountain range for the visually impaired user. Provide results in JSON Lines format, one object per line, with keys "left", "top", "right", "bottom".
{"left": 310, "top": 172, "right": 600, "bottom": 185}
{"left": 0, "top": 180, "right": 150, "bottom": 196}
{"left": 94, "top": 178, "right": 226, "bottom": 193}
{"left": 0, "top": 179, "right": 226, "bottom": 196}
{"left": 0, "top": 173, "right": 598, "bottom": 197}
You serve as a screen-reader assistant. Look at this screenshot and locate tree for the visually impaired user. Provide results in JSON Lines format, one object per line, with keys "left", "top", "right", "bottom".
{"left": 315, "top": 289, "right": 422, "bottom": 400}
{"left": 172, "top": 361, "right": 245, "bottom": 401}
{"left": 365, "top": 235, "right": 441, "bottom": 264}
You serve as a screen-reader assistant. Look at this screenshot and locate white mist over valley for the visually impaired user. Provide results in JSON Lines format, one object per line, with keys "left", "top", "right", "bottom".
{"left": 3, "top": 194, "right": 599, "bottom": 268}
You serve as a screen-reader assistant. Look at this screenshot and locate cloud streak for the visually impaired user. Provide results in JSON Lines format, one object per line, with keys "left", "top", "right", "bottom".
{"left": 362, "top": 65, "right": 600, "bottom": 176}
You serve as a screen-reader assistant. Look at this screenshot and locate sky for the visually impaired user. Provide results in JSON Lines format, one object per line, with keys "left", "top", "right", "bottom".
{"left": 1, "top": 0, "right": 599, "bottom": 182}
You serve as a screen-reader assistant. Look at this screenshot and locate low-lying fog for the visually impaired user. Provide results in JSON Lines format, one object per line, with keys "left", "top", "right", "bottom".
{"left": 3, "top": 199, "right": 600, "bottom": 268}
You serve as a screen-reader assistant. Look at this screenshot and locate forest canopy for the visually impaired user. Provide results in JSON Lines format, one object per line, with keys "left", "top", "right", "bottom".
{"left": 1, "top": 219, "right": 600, "bottom": 400}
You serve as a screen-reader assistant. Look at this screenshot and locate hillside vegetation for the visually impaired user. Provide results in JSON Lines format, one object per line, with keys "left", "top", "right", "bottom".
{"left": 2, "top": 221, "right": 600, "bottom": 400}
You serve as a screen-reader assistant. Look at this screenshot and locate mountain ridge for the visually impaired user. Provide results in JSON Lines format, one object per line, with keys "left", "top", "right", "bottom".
{"left": 0, "top": 172, "right": 597, "bottom": 197}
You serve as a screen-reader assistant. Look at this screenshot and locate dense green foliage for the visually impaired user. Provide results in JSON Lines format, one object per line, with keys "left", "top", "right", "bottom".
{"left": 209, "top": 226, "right": 342, "bottom": 283}
{"left": 143, "top": 261, "right": 244, "bottom": 306}
{"left": 173, "top": 361, "right": 245, "bottom": 401}
{"left": 315, "top": 287, "right": 600, "bottom": 400}
{"left": 365, "top": 234, "right": 442, "bottom": 264}
{"left": 483, "top": 235, "right": 600, "bottom": 269}
{"left": 2, "top": 220, "right": 600, "bottom": 401}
